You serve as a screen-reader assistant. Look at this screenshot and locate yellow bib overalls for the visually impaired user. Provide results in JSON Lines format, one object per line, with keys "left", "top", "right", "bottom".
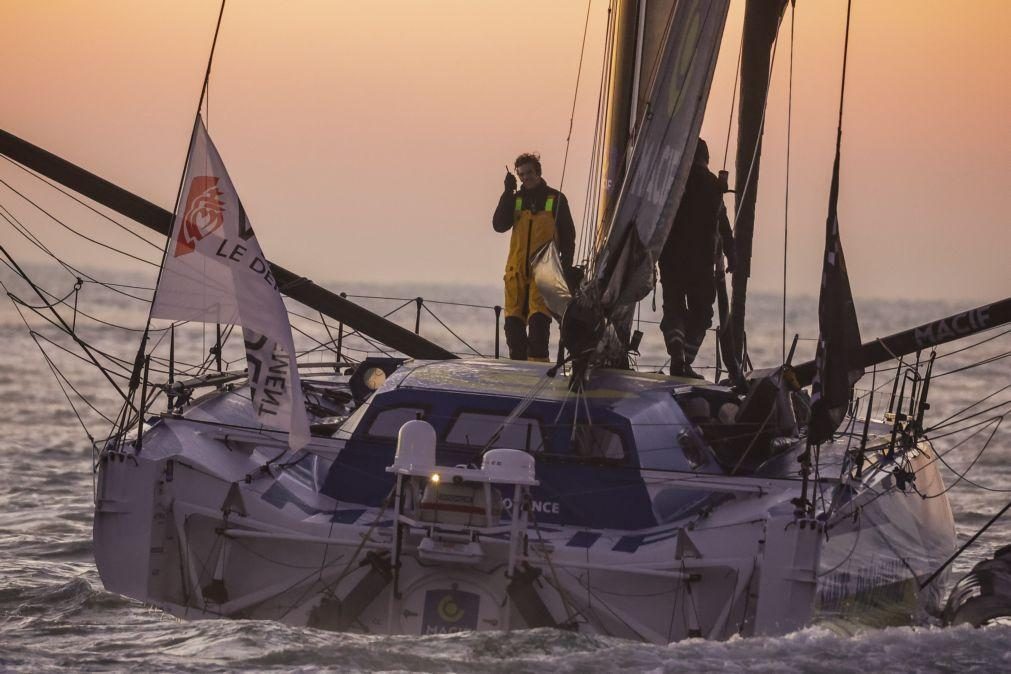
{"left": 504, "top": 194, "right": 557, "bottom": 321}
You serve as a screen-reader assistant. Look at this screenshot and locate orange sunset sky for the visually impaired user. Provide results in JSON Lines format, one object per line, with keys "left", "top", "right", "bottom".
{"left": 1, "top": 0, "right": 1008, "bottom": 303}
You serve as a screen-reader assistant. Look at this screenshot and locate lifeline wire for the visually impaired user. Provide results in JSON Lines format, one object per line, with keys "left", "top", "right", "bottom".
{"left": 558, "top": 0, "right": 594, "bottom": 194}
{"left": 0, "top": 153, "right": 162, "bottom": 250}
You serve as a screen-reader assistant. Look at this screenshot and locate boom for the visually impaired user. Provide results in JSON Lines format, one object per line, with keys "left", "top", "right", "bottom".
{"left": 0, "top": 128, "right": 456, "bottom": 361}
{"left": 792, "top": 297, "right": 1011, "bottom": 387}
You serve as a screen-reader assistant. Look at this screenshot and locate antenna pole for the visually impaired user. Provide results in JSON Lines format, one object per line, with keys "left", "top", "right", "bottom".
{"left": 138, "top": 0, "right": 229, "bottom": 405}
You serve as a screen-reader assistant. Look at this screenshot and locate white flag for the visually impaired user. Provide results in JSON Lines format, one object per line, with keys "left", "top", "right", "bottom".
{"left": 151, "top": 116, "right": 310, "bottom": 451}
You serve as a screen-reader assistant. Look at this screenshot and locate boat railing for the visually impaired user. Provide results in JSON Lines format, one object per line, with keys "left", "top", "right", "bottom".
{"left": 287, "top": 291, "right": 731, "bottom": 376}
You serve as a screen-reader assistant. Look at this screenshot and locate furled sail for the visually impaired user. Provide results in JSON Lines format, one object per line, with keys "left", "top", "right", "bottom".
{"left": 807, "top": 132, "right": 864, "bottom": 445}
{"left": 589, "top": 0, "right": 730, "bottom": 336}
{"left": 594, "top": 0, "right": 682, "bottom": 265}
{"left": 151, "top": 116, "right": 310, "bottom": 451}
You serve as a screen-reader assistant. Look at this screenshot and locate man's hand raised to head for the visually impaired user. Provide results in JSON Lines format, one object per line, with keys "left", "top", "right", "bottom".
{"left": 504, "top": 170, "right": 517, "bottom": 193}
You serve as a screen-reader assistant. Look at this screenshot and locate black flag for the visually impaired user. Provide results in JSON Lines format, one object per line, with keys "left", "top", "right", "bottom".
{"left": 808, "top": 142, "right": 864, "bottom": 445}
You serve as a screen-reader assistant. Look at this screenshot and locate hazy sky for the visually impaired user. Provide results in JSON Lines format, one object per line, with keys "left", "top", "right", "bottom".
{"left": 1, "top": 0, "right": 1008, "bottom": 303}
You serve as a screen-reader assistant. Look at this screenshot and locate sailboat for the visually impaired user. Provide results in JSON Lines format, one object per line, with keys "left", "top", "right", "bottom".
{"left": 1, "top": 0, "right": 1008, "bottom": 642}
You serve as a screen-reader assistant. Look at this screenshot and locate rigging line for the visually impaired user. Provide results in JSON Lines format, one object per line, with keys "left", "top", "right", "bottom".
{"left": 0, "top": 154, "right": 162, "bottom": 250}
{"left": 925, "top": 400, "right": 1011, "bottom": 434}
{"left": 9, "top": 281, "right": 161, "bottom": 333}
{"left": 293, "top": 309, "right": 413, "bottom": 359}
{"left": 847, "top": 328, "right": 1011, "bottom": 391}
{"left": 198, "top": 1, "right": 227, "bottom": 130}
{"left": 290, "top": 297, "right": 414, "bottom": 329}
{"left": 932, "top": 448, "right": 1011, "bottom": 494}
{"left": 6, "top": 277, "right": 81, "bottom": 310}
{"left": 558, "top": 0, "right": 594, "bottom": 193}
{"left": 585, "top": 0, "right": 619, "bottom": 266}
{"left": 142, "top": 0, "right": 228, "bottom": 346}
{"left": 0, "top": 177, "right": 161, "bottom": 267}
{"left": 317, "top": 312, "right": 339, "bottom": 358}
{"left": 0, "top": 243, "right": 137, "bottom": 407}
{"left": 291, "top": 320, "right": 333, "bottom": 351}
{"left": 29, "top": 330, "right": 134, "bottom": 379}
{"left": 480, "top": 375, "right": 555, "bottom": 455}
{"left": 422, "top": 304, "right": 484, "bottom": 356}
{"left": 915, "top": 417, "right": 1002, "bottom": 498}
{"left": 731, "top": 9, "right": 786, "bottom": 226}
{"left": 818, "top": 514, "right": 864, "bottom": 577}
{"left": 782, "top": 0, "right": 795, "bottom": 364}
{"left": 80, "top": 278, "right": 155, "bottom": 292}
{"left": 577, "top": 0, "right": 613, "bottom": 265}
{"left": 38, "top": 341, "right": 111, "bottom": 429}
{"left": 917, "top": 414, "right": 1008, "bottom": 442}
{"left": 198, "top": 323, "right": 236, "bottom": 377}
{"left": 528, "top": 510, "right": 581, "bottom": 626}
{"left": 349, "top": 329, "right": 396, "bottom": 360}
{"left": 609, "top": 0, "right": 688, "bottom": 187}
{"left": 720, "top": 5, "right": 746, "bottom": 172}
{"left": 581, "top": 99, "right": 605, "bottom": 265}
{"left": 635, "top": 0, "right": 683, "bottom": 124}
{"left": 290, "top": 322, "right": 390, "bottom": 360}
{"left": 934, "top": 325, "right": 1011, "bottom": 358}
{"left": 3, "top": 284, "right": 146, "bottom": 369}
{"left": 591, "top": 3, "right": 677, "bottom": 240}
{"left": 1, "top": 277, "right": 110, "bottom": 431}
{"left": 341, "top": 293, "right": 496, "bottom": 311}
{"left": 933, "top": 350, "right": 1011, "bottom": 378}
{"left": 613, "top": 2, "right": 725, "bottom": 233}
{"left": 0, "top": 206, "right": 154, "bottom": 302}
{"left": 919, "top": 497, "right": 1011, "bottom": 591}
{"left": 928, "top": 382, "right": 1011, "bottom": 431}
{"left": 836, "top": 0, "right": 854, "bottom": 137}
{"left": 275, "top": 493, "right": 394, "bottom": 621}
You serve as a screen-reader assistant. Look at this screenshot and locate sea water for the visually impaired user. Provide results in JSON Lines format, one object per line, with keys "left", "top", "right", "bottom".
{"left": 1, "top": 267, "right": 1008, "bottom": 672}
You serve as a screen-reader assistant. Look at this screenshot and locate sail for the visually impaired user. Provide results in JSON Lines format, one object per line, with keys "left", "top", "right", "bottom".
{"left": 151, "top": 116, "right": 310, "bottom": 451}
{"left": 807, "top": 139, "right": 864, "bottom": 445}
{"left": 591, "top": 0, "right": 729, "bottom": 315}
{"left": 593, "top": 0, "right": 681, "bottom": 267}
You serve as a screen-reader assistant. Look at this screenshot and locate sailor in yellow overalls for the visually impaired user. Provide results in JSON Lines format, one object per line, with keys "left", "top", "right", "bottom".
{"left": 492, "top": 153, "right": 575, "bottom": 361}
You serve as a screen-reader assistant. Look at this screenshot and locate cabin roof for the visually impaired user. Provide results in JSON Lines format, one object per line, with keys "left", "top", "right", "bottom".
{"left": 390, "top": 357, "right": 709, "bottom": 402}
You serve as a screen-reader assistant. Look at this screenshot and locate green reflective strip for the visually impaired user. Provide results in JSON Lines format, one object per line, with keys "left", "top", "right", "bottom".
{"left": 545, "top": 196, "right": 555, "bottom": 213}
{"left": 514, "top": 197, "right": 523, "bottom": 212}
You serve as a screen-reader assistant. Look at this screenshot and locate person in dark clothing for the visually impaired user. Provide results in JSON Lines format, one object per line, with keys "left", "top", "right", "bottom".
{"left": 492, "top": 153, "right": 576, "bottom": 361}
{"left": 658, "top": 139, "right": 735, "bottom": 378}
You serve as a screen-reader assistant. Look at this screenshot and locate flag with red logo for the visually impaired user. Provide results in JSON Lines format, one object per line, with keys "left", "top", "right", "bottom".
{"left": 151, "top": 116, "right": 310, "bottom": 451}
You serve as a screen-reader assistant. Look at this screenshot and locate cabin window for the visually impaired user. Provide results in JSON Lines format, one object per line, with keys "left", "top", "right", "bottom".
{"left": 572, "top": 424, "right": 625, "bottom": 460}
{"left": 446, "top": 413, "right": 544, "bottom": 452}
{"left": 367, "top": 407, "right": 425, "bottom": 439}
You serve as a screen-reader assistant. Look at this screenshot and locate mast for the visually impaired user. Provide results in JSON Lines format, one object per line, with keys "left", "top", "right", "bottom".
{"left": 591, "top": 0, "right": 730, "bottom": 313}
{"left": 594, "top": 0, "right": 694, "bottom": 254}
{"left": 553, "top": 0, "right": 729, "bottom": 373}
{"left": 0, "top": 128, "right": 456, "bottom": 361}
{"left": 729, "top": 0, "right": 788, "bottom": 364}
{"left": 595, "top": 0, "right": 641, "bottom": 235}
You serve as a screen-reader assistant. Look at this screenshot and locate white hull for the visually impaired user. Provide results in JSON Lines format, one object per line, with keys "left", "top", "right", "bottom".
{"left": 94, "top": 383, "right": 955, "bottom": 643}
